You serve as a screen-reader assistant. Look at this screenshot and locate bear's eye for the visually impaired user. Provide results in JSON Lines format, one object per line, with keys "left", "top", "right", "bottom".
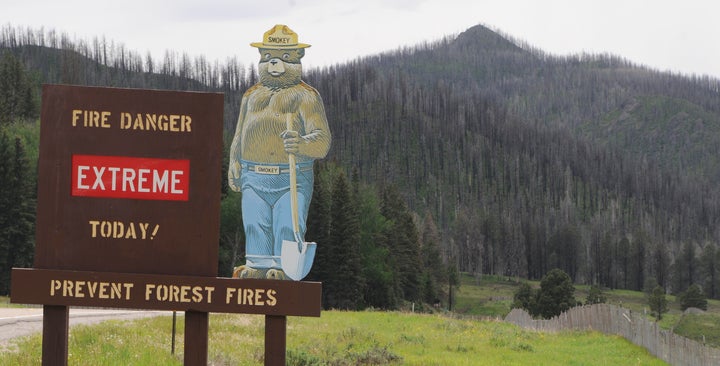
{"left": 282, "top": 53, "right": 290, "bottom": 60}
{"left": 263, "top": 53, "right": 272, "bottom": 61}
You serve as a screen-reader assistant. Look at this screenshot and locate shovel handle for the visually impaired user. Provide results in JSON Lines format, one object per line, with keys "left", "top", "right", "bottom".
{"left": 287, "top": 113, "right": 301, "bottom": 235}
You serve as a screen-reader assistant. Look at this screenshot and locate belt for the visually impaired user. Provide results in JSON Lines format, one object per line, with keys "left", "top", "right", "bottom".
{"left": 241, "top": 162, "right": 313, "bottom": 175}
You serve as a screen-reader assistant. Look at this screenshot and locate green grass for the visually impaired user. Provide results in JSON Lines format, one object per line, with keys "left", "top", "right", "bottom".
{"left": 453, "top": 274, "right": 519, "bottom": 317}
{"left": 1, "top": 316, "right": 181, "bottom": 366}
{"left": 0, "top": 296, "right": 26, "bottom": 308}
{"left": 0, "top": 311, "right": 667, "bottom": 365}
{"left": 5, "top": 275, "right": 719, "bottom": 364}
{"left": 674, "top": 313, "right": 720, "bottom": 348}
{"left": 452, "top": 274, "right": 720, "bottom": 347}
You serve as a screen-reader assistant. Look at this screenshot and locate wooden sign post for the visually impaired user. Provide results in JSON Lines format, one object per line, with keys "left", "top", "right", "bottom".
{"left": 11, "top": 85, "right": 321, "bottom": 366}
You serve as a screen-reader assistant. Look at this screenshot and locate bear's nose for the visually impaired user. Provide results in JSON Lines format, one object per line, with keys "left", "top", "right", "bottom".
{"left": 270, "top": 60, "right": 278, "bottom": 65}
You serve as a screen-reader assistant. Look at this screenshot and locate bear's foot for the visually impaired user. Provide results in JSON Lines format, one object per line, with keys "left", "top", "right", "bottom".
{"left": 266, "top": 269, "right": 288, "bottom": 280}
{"left": 232, "top": 265, "right": 266, "bottom": 279}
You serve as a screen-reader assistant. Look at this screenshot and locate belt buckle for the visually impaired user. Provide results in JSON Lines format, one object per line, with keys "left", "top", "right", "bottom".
{"left": 254, "top": 165, "right": 280, "bottom": 175}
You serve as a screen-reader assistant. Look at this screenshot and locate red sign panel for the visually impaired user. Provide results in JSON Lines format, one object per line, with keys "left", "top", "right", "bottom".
{"left": 71, "top": 155, "right": 190, "bottom": 201}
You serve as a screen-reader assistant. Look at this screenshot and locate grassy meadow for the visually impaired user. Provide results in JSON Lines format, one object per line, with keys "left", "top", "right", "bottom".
{"left": 6, "top": 274, "right": 720, "bottom": 364}
{"left": 1, "top": 310, "right": 666, "bottom": 365}
{"left": 453, "top": 274, "right": 720, "bottom": 348}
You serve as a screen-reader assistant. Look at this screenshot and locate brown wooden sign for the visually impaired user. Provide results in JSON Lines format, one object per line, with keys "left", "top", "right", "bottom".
{"left": 11, "top": 268, "right": 321, "bottom": 317}
{"left": 13, "top": 84, "right": 320, "bottom": 366}
{"left": 34, "top": 85, "right": 223, "bottom": 276}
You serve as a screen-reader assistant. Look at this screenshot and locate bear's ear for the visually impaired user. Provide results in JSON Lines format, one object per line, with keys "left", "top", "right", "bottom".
{"left": 296, "top": 48, "right": 305, "bottom": 59}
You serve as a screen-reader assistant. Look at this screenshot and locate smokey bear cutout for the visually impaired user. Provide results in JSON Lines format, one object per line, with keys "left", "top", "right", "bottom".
{"left": 229, "top": 25, "right": 331, "bottom": 280}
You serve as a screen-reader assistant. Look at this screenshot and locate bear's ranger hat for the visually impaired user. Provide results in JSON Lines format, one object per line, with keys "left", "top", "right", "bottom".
{"left": 251, "top": 24, "right": 311, "bottom": 49}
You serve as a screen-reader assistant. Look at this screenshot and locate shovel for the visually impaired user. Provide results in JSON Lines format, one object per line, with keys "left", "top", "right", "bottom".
{"left": 281, "top": 113, "right": 317, "bottom": 280}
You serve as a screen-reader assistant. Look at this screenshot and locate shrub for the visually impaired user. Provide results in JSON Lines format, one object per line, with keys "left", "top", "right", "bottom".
{"left": 585, "top": 285, "right": 607, "bottom": 305}
{"left": 535, "top": 268, "right": 577, "bottom": 319}
{"left": 647, "top": 285, "right": 668, "bottom": 321}
{"left": 679, "top": 284, "right": 708, "bottom": 311}
{"left": 512, "top": 282, "right": 537, "bottom": 315}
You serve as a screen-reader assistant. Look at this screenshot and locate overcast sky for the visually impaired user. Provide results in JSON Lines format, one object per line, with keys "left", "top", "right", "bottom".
{"left": 4, "top": 0, "right": 720, "bottom": 78}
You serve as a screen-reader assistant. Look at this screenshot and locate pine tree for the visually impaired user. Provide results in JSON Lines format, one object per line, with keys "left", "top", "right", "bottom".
{"left": 679, "top": 284, "right": 708, "bottom": 311}
{"left": 535, "top": 268, "right": 577, "bottom": 319}
{"left": 0, "top": 132, "right": 12, "bottom": 294}
{"left": 672, "top": 242, "right": 697, "bottom": 294}
{"left": 357, "top": 185, "right": 396, "bottom": 309}
{"left": 381, "top": 185, "right": 421, "bottom": 303}
{"left": 420, "top": 211, "right": 446, "bottom": 305}
{"left": 548, "top": 225, "right": 580, "bottom": 281}
{"left": 617, "top": 237, "right": 631, "bottom": 289}
{"left": 647, "top": 285, "right": 668, "bottom": 321}
{"left": 653, "top": 244, "right": 670, "bottom": 290}
{"left": 628, "top": 232, "right": 647, "bottom": 291}
{"left": 0, "top": 133, "right": 34, "bottom": 294}
{"left": 597, "top": 232, "right": 613, "bottom": 288}
{"left": 324, "top": 171, "right": 363, "bottom": 309}
{"left": 700, "top": 244, "right": 719, "bottom": 299}
{"left": 0, "top": 51, "right": 37, "bottom": 125}
{"left": 9, "top": 136, "right": 34, "bottom": 269}
{"left": 512, "top": 282, "right": 537, "bottom": 315}
{"left": 585, "top": 285, "right": 607, "bottom": 305}
{"left": 218, "top": 191, "right": 244, "bottom": 278}
{"left": 305, "top": 163, "right": 332, "bottom": 288}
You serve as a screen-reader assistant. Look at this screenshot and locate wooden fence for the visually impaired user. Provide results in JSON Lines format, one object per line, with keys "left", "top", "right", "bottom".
{"left": 504, "top": 304, "right": 720, "bottom": 366}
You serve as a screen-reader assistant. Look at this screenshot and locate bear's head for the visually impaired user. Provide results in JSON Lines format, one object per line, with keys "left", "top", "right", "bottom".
{"left": 258, "top": 48, "right": 305, "bottom": 90}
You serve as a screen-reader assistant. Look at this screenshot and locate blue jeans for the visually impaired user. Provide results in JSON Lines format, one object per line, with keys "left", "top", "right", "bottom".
{"left": 240, "top": 160, "right": 314, "bottom": 269}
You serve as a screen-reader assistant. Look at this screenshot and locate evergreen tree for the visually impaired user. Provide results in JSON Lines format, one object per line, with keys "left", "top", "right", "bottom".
{"left": 324, "top": 171, "right": 363, "bottom": 309}
{"left": 679, "top": 284, "right": 708, "bottom": 311}
{"left": 0, "top": 51, "right": 37, "bottom": 125}
{"left": 357, "top": 185, "right": 396, "bottom": 309}
{"left": 700, "top": 244, "right": 719, "bottom": 299}
{"left": 447, "top": 262, "right": 460, "bottom": 311}
{"left": 218, "top": 191, "right": 244, "bottom": 278}
{"left": 420, "top": 211, "right": 446, "bottom": 305}
{"left": 512, "top": 282, "right": 537, "bottom": 315}
{"left": 9, "top": 136, "right": 34, "bottom": 268}
{"left": 597, "top": 232, "right": 613, "bottom": 288}
{"left": 535, "top": 268, "right": 577, "bottom": 319}
{"left": 628, "top": 232, "right": 648, "bottom": 291}
{"left": 652, "top": 244, "right": 670, "bottom": 290}
{"left": 617, "top": 237, "right": 631, "bottom": 289}
{"left": 585, "top": 285, "right": 607, "bottom": 305}
{"left": 0, "top": 132, "right": 34, "bottom": 294}
{"left": 305, "top": 163, "right": 333, "bottom": 288}
{"left": 548, "top": 225, "right": 580, "bottom": 281}
{"left": 647, "top": 285, "right": 668, "bottom": 321}
{"left": 672, "top": 242, "right": 698, "bottom": 294}
{"left": 0, "top": 132, "right": 12, "bottom": 293}
{"left": 381, "top": 185, "right": 421, "bottom": 303}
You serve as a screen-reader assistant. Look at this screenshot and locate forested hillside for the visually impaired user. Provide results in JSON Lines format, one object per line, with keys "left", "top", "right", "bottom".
{"left": 304, "top": 25, "right": 720, "bottom": 294}
{"left": 2, "top": 24, "right": 720, "bottom": 305}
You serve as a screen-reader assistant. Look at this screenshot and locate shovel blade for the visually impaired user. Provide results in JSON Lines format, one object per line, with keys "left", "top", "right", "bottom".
{"left": 281, "top": 240, "right": 317, "bottom": 281}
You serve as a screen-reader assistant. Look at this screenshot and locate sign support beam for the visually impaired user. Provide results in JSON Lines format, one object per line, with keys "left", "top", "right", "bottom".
{"left": 184, "top": 311, "right": 209, "bottom": 365}
{"left": 265, "top": 315, "right": 287, "bottom": 366}
{"left": 42, "top": 305, "right": 69, "bottom": 366}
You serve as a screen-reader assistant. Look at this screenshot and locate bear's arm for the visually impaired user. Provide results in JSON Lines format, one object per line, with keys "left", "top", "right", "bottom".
{"left": 228, "top": 90, "right": 251, "bottom": 189}
{"left": 297, "top": 85, "right": 331, "bottom": 160}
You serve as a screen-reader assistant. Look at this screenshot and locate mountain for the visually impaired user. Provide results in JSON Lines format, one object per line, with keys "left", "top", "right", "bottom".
{"left": 3, "top": 24, "right": 720, "bottom": 294}
{"left": 398, "top": 24, "right": 720, "bottom": 182}
{"left": 305, "top": 24, "right": 720, "bottom": 286}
